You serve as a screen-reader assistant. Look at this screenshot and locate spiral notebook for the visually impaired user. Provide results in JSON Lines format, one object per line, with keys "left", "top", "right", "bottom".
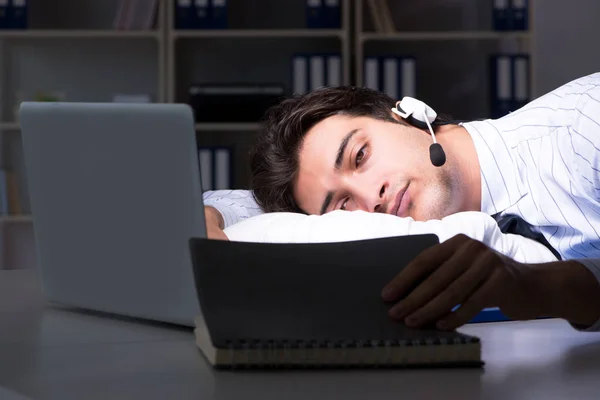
{"left": 188, "top": 235, "right": 482, "bottom": 369}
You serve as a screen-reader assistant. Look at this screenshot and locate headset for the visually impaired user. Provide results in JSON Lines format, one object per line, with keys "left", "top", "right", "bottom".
{"left": 391, "top": 97, "right": 447, "bottom": 167}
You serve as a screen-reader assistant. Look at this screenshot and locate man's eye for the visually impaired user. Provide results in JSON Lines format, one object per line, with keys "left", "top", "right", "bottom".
{"left": 355, "top": 145, "right": 367, "bottom": 167}
{"left": 340, "top": 198, "right": 348, "bottom": 210}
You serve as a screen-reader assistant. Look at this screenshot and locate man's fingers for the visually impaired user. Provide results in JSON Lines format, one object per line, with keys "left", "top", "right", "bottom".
{"left": 387, "top": 240, "right": 476, "bottom": 320}
{"left": 401, "top": 252, "right": 492, "bottom": 327}
{"left": 436, "top": 270, "right": 499, "bottom": 331}
{"left": 382, "top": 234, "right": 470, "bottom": 302}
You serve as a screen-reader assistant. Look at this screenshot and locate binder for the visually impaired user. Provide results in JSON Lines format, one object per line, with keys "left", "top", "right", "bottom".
{"left": 323, "top": 0, "right": 341, "bottom": 29}
{"left": 198, "top": 148, "right": 213, "bottom": 191}
{"left": 400, "top": 57, "right": 416, "bottom": 98}
{"left": 8, "top": 0, "right": 27, "bottom": 29}
{"left": 370, "top": 56, "right": 416, "bottom": 99}
{"left": 309, "top": 55, "right": 325, "bottom": 91}
{"left": 292, "top": 55, "right": 308, "bottom": 95}
{"left": 306, "top": 0, "right": 324, "bottom": 29}
{"left": 512, "top": 54, "right": 530, "bottom": 111}
{"left": 0, "top": 0, "right": 8, "bottom": 29}
{"left": 326, "top": 54, "right": 342, "bottom": 87}
{"left": 214, "top": 147, "right": 233, "bottom": 190}
{"left": 511, "top": 0, "right": 528, "bottom": 31}
{"left": 292, "top": 53, "right": 341, "bottom": 94}
{"left": 174, "top": 0, "right": 194, "bottom": 29}
{"left": 492, "top": 0, "right": 510, "bottom": 31}
{"left": 192, "top": 0, "right": 211, "bottom": 29}
{"left": 198, "top": 147, "right": 234, "bottom": 190}
{"left": 469, "top": 307, "right": 511, "bottom": 324}
{"left": 211, "top": 0, "right": 228, "bottom": 29}
{"left": 489, "top": 54, "right": 513, "bottom": 118}
{"left": 383, "top": 57, "right": 399, "bottom": 100}
{"left": 364, "top": 57, "right": 380, "bottom": 91}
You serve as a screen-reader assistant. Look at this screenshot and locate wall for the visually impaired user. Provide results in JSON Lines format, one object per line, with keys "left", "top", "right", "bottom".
{"left": 533, "top": 0, "right": 600, "bottom": 97}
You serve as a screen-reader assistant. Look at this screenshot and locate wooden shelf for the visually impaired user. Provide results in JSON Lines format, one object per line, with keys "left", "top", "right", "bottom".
{"left": 0, "top": 122, "right": 20, "bottom": 131}
{"left": 195, "top": 123, "right": 261, "bottom": 131}
{"left": 0, "top": 29, "right": 161, "bottom": 39}
{"left": 360, "top": 31, "right": 532, "bottom": 42}
{"left": 0, "top": 215, "right": 33, "bottom": 223}
{"left": 172, "top": 29, "right": 346, "bottom": 39}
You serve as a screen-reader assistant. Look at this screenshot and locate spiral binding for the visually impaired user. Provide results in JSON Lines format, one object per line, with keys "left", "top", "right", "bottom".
{"left": 220, "top": 335, "right": 479, "bottom": 369}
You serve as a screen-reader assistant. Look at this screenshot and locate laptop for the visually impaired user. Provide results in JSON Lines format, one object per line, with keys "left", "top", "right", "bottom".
{"left": 19, "top": 101, "right": 206, "bottom": 327}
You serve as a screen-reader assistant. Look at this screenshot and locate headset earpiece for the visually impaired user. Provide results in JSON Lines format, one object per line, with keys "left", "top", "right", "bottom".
{"left": 391, "top": 97, "right": 446, "bottom": 167}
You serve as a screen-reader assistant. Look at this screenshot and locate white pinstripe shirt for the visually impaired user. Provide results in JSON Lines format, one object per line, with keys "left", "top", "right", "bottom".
{"left": 203, "top": 72, "right": 600, "bottom": 330}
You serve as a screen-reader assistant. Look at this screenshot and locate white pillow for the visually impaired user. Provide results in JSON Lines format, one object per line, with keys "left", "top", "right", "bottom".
{"left": 223, "top": 210, "right": 557, "bottom": 264}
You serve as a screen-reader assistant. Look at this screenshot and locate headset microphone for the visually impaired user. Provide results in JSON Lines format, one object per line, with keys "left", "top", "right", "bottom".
{"left": 391, "top": 97, "right": 447, "bottom": 167}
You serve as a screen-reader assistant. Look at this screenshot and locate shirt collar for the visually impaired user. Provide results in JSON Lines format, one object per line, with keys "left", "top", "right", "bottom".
{"left": 460, "top": 120, "right": 524, "bottom": 215}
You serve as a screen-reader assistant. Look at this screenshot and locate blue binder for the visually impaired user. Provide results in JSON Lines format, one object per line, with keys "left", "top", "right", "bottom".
{"left": 174, "top": 0, "right": 194, "bottom": 29}
{"left": 468, "top": 307, "right": 552, "bottom": 324}
{"left": 0, "top": 0, "right": 8, "bottom": 29}
{"left": 306, "top": 0, "right": 325, "bottom": 29}
{"left": 8, "top": 0, "right": 27, "bottom": 29}
{"left": 192, "top": 0, "right": 212, "bottom": 29}
{"left": 492, "top": 0, "right": 511, "bottom": 31}
{"left": 210, "top": 0, "right": 228, "bottom": 29}
{"left": 324, "top": 0, "right": 341, "bottom": 29}
{"left": 511, "top": 0, "right": 529, "bottom": 31}
{"left": 469, "top": 307, "right": 511, "bottom": 324}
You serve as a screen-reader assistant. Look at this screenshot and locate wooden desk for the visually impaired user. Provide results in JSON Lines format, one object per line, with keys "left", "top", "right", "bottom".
{"left": 1, "top": 269, "right": 599, "bottom": 400}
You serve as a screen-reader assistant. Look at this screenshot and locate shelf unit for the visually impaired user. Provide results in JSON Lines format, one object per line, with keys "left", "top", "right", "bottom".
{"left": 355, "top": 0, "right": 535, "bottom": 121}
{"left": 0, "top": 0, "right": 168, "bottom": 270}
{"left": 165, "top": 0, "right": 351, "bottom": 190}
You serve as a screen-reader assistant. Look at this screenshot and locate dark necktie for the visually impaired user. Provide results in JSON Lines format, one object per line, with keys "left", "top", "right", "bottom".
{"left": 491, "top": 213, "right": 562, "bottom": 261}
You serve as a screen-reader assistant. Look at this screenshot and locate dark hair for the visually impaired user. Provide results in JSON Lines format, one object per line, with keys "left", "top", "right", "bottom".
{"left": 249, "top": 86, "right": 450, "bottom": 214}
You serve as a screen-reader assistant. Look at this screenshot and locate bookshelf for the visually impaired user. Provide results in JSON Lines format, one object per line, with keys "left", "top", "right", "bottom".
{"left": 355, "top": 0, "right": 535, "bottom": 121}
{"left": 0, "top": 0, "right": 167, "bottom": 270}
{"left": 165, "top": 0, "right": 351, "bottom": 190}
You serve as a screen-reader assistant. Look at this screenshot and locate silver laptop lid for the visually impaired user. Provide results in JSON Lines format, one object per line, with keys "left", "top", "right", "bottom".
{"left": 19, "top": 101, "right": 206, "bottom": 327}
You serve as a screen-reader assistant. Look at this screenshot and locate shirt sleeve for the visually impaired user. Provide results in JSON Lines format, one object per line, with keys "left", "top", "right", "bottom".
{"left": 570, "top": 73, "right": 600, "bottom": 203}
{"left": 202, "top": 190, "right": 264, "bottom": 228}
{"left": 566, "top": 75, "right": 600, "bottom": 331}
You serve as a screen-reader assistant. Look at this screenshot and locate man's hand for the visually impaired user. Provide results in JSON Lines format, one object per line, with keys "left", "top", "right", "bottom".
{"left": 381, "top": 234, "right": 600, "bottom": 331}
{"left": 205, "top": 206, "right": 229, "bottom": 241}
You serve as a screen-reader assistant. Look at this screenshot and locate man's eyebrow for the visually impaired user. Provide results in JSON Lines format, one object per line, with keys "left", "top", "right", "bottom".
{"left": 334, "top": 128, "right": 360, "bottom": 170}
{"left": 319, "top": 128, "right": 360, "bottom": 215}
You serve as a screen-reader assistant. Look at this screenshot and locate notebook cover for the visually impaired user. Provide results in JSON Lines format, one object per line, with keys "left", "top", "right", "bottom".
{"left": 188, "top": 235, "right": 481, "bottom": 359}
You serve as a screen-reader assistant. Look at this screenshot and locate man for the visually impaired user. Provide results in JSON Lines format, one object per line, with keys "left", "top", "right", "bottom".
{"left": 203, "top": 72, "right": 600, "bottom": 333}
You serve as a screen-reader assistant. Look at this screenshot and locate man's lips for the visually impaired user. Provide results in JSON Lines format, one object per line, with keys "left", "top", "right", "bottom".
{"left": 391, "top": 184, "right": 410, "bottom": 218}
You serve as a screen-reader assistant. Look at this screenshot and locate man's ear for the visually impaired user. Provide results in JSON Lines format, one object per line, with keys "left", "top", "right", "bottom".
{"left": 390, "top": 110, "right": 405, "bottom": 124}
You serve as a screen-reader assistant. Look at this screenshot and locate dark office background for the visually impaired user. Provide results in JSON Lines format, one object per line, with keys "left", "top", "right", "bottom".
{"left": 0, "top": 0, "right": 598, "bottom": 271}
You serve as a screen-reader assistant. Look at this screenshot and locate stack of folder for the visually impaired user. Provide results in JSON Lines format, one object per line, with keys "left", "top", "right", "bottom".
{"left": 489, "top": 54, "right": 530, "bottom": 118}
{"left": 305, "top": 0, "right": 341, "bottom": 29}
{"left": 492, "top": 0, "right": 529, "bottom": 31}
{"left": 0, "top": 0, "right": 27, "bottom": 30}
{"left": 291, "top": 53, "right": 342, "bottom": 95}
{"left": 363, "top": 56, "right": 416, "bottom": 100}
{"left": 198, "top": 146, "right": 234, "bottom": 191}
{"left": 174, "top": 0, "right": 228, "bottom": 30}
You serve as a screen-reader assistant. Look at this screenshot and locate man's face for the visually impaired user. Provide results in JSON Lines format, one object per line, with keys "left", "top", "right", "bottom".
{"left": 293, "top": 114, "right": 461, "bottom": 221}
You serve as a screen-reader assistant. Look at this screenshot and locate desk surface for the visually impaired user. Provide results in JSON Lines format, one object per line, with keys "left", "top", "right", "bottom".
{"left": 1, "top": 269, "right": 600, "bottom": 400}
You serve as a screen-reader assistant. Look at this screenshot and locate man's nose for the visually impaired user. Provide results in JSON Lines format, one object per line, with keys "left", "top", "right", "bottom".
{"left": 351, "top": 180, "right": 388, "bottom": 213}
